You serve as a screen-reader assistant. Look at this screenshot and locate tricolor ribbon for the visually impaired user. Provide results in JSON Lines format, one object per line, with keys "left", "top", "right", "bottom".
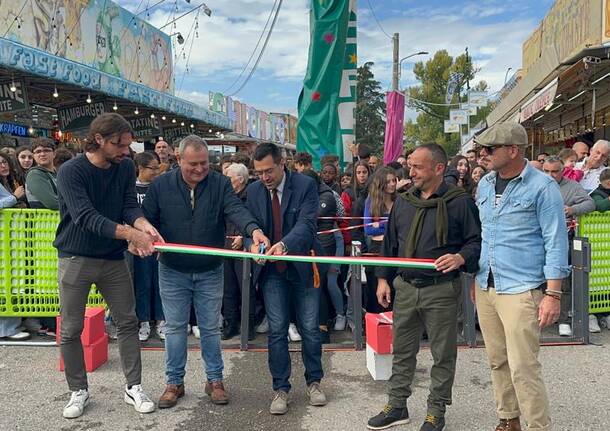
{"left": 153, "top": 243, "right": 437, "bottom": 270}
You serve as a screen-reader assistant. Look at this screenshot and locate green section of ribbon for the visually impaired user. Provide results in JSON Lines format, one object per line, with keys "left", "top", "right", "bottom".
{"left": 154, "top": 243, "right": 437, "bottom": 270}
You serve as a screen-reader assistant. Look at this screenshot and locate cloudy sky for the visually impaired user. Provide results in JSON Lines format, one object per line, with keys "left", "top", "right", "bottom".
{"left": 116, "top": 0, "right": 555, "bottom": 116}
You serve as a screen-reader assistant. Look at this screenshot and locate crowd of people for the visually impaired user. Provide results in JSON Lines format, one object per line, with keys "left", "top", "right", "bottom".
{"left": 0, "top": 138, "right": 74, "bottom": 341}
{"left": 2, "top": 113, "right": 610, "bottom": 431}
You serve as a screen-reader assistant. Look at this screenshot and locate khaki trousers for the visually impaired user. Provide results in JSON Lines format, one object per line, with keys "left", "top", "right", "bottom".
{"left": 475, "top": 287, "right": 551, "bottom": 431}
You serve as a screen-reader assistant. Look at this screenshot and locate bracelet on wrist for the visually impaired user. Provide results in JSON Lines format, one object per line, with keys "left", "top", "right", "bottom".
{"left": 546, "top": 289, "right": 563, "bottom": 295}
{"left": 545, "top": 293, "right": 561, "bottom": 300}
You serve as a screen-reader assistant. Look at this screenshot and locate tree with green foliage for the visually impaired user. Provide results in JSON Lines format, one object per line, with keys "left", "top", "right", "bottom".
{"left": 356, "top": 62, "right": 386, "bottom": 155}
{"left": 404, "top": 50, "right": 492, "bottom": 156}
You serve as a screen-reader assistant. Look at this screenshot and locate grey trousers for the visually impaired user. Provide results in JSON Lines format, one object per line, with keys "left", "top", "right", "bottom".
{"left": 58, "top": 256, "right": 141, "bottom": 391}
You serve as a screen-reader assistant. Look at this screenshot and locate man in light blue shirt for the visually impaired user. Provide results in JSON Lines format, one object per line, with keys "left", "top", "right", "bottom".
{"left": 473, "top": 122, "right": 569, "bottom": 431}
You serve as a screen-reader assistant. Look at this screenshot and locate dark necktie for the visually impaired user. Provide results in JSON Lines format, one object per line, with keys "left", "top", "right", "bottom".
{"left": 272, "top": 189, "right": 286, "bottom": 273}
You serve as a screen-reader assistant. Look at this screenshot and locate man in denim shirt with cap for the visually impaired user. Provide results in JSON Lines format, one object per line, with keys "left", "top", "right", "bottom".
{"left": 473, "top": 122, "right": 570, "bottom": 431}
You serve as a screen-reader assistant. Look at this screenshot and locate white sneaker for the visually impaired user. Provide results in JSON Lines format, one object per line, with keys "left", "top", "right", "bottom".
{"left": 589, "top": 314, "right": 601, "bottom": 333}
{"left": 6, "top": 331, "right": 31, "bottom": 341}
{"left": 187, "top": 324, "right": 192, "bottom": 335}
{"left": 333, "top": 314, "right": 347, "bottom": 331}
{"left": 558, "top": 323, "right": 572, "bottom": 337}
{"left": 601, "top": 315, "right": 610, "bottom": 330}
{"left": 124, "top": 384, "right": 155, "bottom": 413}
{"left": 192, "top": 325, "right": 200, "bottom": 339}
{"left": 156, "top": 321, "right": 166, "bottom": 341}
{"left": 63, "top": 389, "right": 90, "bottom": 419}
{"left": 257, "top": 316, "right": 269, "bottom": 334}
{"left": 23, "top": 318, "right": 42, "bottom": 332}
{"left": 138, "top": 322, "right": 151, "bottom": 342}
{"left": 288, "top": 323, "right": 301, "bottom": 342}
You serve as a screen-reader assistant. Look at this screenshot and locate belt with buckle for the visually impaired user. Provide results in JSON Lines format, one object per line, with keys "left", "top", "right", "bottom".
{"left": 404, "top": 275, "right": 456, "bottom": 288}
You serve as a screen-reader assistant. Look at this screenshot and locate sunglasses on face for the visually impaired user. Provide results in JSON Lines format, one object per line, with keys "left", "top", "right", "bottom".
{"left": 479, "top": 145, "right": 514, "bottom": 155}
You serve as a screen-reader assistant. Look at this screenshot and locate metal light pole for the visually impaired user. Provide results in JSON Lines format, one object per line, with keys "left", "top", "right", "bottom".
{"left": 398, "top": 51, "right": 429, "bottom": 86}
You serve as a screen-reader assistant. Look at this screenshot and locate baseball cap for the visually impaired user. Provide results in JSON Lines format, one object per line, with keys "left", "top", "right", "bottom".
{"left": 474, "top": 122, "right": 528, "bottom": 147}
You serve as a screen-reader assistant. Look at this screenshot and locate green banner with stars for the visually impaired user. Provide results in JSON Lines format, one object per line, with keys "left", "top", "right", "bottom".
{"left": 297, "top": 0, "right": 355, "bottom": 170}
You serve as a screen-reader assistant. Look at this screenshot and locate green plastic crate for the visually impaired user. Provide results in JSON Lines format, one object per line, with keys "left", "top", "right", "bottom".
{"left": 0, "top": 209, "right": 105, "bottom": 317}
{"left": 578, "top": 212, "right": 610, "bottom": 314}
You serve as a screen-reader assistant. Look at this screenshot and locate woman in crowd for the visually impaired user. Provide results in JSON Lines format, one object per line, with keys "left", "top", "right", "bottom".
{"left": 449, "top": 155, "right": 474, "bottom": 194}
{"left": 342, "top": 160, "right": 371, "bottom": 239}
{"left": 471, "top": 165, "right": 486, "bottom": 184}
{"left": 363, "top": 167, "right": 397, "bottom": 313}
{"left": 0, "top": 151, "right": 30, "bottom": 341}
{"left": 133, "top": 152, "right": 165, "bottom": 342}
{"left": 341, "top": 161, "right": 371, "bottom": 330}
{"left": 471, "top": 164, "right": 486, "bottom": 197}
{"left": 340, "top": 172, "right": 352, "bottom": 192}
{"left": 0, "top": 152, "right": 26, "bottom": 208}
{"left": 16, "top": 146, "right": 35, "bottom": 176}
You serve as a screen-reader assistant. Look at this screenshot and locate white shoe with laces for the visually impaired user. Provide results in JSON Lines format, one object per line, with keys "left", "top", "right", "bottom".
{"left": 124, "top": 384, "right": 155, "bottom": 413}
{"left": 63, "top": 389, "right": 90, "bottom": 419}
{"left": 138, "top": 322, "right": 151, "bottom": 342}
{"left": 288, "top": 323, "right": 301, "bottom": 342}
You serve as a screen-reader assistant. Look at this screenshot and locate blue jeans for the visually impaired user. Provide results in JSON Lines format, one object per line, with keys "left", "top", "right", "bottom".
{"left": 0, "top": 317, "right": 21, "bottom": 337}
{"left": 261, "top": 270, "right": 323, "bottom": 392}
{"left": 159, "top": 263, "right": 224, "bottom": 384}
{"left": 133, "top": 255, "right": 164, "bottom": 322}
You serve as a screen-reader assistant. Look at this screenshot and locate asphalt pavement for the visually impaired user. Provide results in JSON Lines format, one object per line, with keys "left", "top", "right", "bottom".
{"left": 0, "top": 331, "right": 609, "bottom": 431}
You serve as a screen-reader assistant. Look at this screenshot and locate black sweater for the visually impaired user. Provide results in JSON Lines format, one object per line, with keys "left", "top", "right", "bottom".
{"left": 142, "top": 168, "right": 260, "bottom": 273}
{"left": 54, "top": 155, "right": 143, "bottom": 260}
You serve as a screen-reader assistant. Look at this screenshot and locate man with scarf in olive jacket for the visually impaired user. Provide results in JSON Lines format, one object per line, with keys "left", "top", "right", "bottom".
{"left": 367, "top": 144, "right": 481, "bottom": 431}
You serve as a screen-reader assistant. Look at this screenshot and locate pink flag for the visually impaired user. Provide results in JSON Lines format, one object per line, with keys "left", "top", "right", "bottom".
{"left": 383, "top": 91, "right": 405, "bottom": 165}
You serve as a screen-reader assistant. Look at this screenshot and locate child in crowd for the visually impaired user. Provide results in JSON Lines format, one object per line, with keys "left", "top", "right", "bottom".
{"left": 590, "top": 168, "right": 610, "bottom": 212}
{"left": 558, "top": 148, "right": 584, "bottom": 182}
{"left": 133, "top": 152, "right": 166, "bottom": 342}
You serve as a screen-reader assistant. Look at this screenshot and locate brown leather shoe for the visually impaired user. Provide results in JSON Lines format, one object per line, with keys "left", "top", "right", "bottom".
{"left": 495, "top": 418, "right": 522, "bottom": 431}
{"left": 204, "top": 381, "right": 229, "bottom": 405}
{"left": 158, "top": 384, "right": 185, "bottom": 409}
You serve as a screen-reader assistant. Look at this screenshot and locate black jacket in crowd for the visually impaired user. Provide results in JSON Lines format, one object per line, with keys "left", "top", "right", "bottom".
{"left": 376, "top": 182, "right": 482, "bottom": 283}
{"left": 316, "top": 182, "right": 338, "bottom": 253}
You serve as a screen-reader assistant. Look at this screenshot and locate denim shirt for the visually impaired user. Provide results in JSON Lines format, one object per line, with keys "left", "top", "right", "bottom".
{"left": 475, "top": 161, "right": 570, "bottom": 293}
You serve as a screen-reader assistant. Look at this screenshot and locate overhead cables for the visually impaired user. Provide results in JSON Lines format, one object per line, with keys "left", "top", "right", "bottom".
{"left": 365, "top": 0, "right": 392, "bottom": 39}
{"left": 221, "top": 0, "right": 279, "bottom": 94}
{"left": 227, "top": 0, "right": 283, "bottom": 97}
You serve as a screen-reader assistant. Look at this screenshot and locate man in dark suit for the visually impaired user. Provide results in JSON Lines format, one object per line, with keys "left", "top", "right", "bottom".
{"left": 246, "top": 143, "right": 326, "bottom": 415}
